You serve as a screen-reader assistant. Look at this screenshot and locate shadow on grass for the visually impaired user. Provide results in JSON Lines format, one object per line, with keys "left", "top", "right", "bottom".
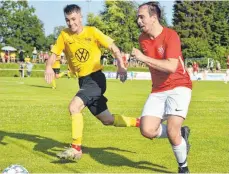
{"left": 0, "top": 130, "right": 172, "bottom": 173}
{"left": 26, "top": 84, "right": 51, "bottom": 88}
{"left": 80, "top": 146, "right": 172, "bottom": 173}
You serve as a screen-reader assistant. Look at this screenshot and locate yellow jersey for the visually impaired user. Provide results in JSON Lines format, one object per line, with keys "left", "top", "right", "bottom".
{"left": 51, "top": 26, "right": 113, "bottom": 77}
{"left": 10, "top": 52, "right": 16, "bottom": 58}
{"left": 24, "top": 57, "right": 31, "bottom": 63}
{"left": 0, "top": 52, "right": 4, "bottom": 58}
{"left": 52, "top": 56, "right": 61, "bottom": 69}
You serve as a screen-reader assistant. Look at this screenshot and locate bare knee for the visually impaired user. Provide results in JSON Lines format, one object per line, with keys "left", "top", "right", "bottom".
{"left": 139, "top": 116, "right": 161, "bottom": 139}
{"left": 69, "top": 103, "right": 81, "bottom": 114}
{"left": 140, "top": 126, "right": 158, "bottom": 139}
{"left": 69, "top": 97, "right": 84, "bottom": 115}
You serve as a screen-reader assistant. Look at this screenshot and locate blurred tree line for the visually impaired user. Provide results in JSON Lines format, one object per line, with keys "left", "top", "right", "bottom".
{"left": 173, "top": 1, "right": 229, "bottom": 67}
{"left": 0, "top": 1, "right": 58, "bottom": 54}
{"left": 0, "top": 1, "right": 48, "bottom": 53}
{"left": 0, "top": 0, "right": 228, "bottom": 67}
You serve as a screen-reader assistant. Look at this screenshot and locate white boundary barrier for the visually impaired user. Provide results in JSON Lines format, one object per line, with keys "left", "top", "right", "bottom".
{"left": 0, "top": 69, "right": 227, "bottom": 81}
{"left": 189, "top": 73, "right": 226, "bottom": 81}
{"left": 103, "top": 72, "right": 227, "bottom": 81}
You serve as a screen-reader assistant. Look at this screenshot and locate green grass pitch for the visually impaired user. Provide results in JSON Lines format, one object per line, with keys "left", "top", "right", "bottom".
{"left": 0, "top": 77, "right": 228, "bottom": 173}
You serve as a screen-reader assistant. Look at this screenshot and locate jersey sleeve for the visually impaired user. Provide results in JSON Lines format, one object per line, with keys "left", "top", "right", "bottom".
{"left": 51, "top": 31, "right": 65, "bottom": 56}
{"left": 93, "top": 27, "right": 114, "bottom": 48}
{"left": 165, "top": 31, "right": 182, "bottom": 59}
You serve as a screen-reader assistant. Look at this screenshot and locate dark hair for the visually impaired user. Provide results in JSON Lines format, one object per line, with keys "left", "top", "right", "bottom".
{"left": 64, "top": 4, "right": 81, "bottom": 14}
{"left": 139, "top": 1, "right": 161, "bottom": 19}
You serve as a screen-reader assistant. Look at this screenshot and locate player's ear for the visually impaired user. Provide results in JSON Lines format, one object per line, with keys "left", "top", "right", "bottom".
{"left": 80, "top": 14, "right": 83, "bottom": 23}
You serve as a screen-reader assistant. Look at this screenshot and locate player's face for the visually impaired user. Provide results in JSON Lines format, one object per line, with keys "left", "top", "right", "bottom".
{"left": 137, "top": 5, "right": 156, "bottom": 34}
{"left": 65, "top": 11, "right": 82, "bottom": 33}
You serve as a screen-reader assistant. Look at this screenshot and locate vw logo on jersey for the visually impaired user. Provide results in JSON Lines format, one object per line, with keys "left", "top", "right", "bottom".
{"left": 75, "top": 48, "right": 89, "bottom": 62}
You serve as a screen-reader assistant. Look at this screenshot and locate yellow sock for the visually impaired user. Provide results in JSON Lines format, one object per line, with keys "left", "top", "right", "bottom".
{"left": 58, "top": 72, "right": 65, "bottom": 78}
{"left": 113, "top": 114, "right": 137, "bottom": 127}
{"left": 67, "top": 71, "right": 71, "bottom": 78}
{"left": 72, "top": 113, "right": 83, "bottom": 145}
{"left": 51, "top": 79, "right": 56, "bottom": 88}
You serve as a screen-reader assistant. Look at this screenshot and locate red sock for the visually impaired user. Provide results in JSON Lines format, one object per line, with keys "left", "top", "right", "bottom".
{"left": 71, "top": 144, "right": 81, "bottom": 151}
{"left": 136, "top": 118, "right": 140, "bottom": 127}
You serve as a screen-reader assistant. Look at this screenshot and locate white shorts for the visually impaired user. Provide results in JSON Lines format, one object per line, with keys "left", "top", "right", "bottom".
{"left": 141, "top": 87, "right": 192, "bottom": 120}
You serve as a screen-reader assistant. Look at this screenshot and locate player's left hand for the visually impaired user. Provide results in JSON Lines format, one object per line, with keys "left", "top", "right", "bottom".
{"left": 45, "top": 67, "right": 55, "bottom": 84}
{"left": 117, "top": 66, "right": 127, "bottom": 83}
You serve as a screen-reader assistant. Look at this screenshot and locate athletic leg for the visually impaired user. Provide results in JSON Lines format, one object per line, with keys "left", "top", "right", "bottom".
{"left": 165, "top": 87, "right": 192, "bottom": 173}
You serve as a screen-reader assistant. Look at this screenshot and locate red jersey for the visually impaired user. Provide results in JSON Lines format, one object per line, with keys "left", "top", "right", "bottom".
{"left": 139, "top": 27, "right": 192, "bottom": 93}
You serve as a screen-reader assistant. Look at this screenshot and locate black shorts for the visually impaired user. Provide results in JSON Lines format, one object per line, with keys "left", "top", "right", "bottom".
{"left": 76, "top": 70, "right": 108, "bottom": 116}
{"left": 53, "top": 68, "right": 60, "bottom": 74}
{"left": 19, "top": 58, "right": 24, "bottom": 62}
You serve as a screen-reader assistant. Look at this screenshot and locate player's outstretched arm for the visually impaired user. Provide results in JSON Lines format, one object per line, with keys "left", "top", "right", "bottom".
{"left": 109, "top": 43, "right": 127, "bottom": 83}
{"left": 45, "top": 53, "right": 56, "bottom": 84}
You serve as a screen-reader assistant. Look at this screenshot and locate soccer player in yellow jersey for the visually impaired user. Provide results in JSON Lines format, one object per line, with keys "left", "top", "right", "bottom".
{"left": 51, "top": 55, "right": 66, "bottom": 89}
{"left": 44, "top": 4, "right": 140, "bottom": 161}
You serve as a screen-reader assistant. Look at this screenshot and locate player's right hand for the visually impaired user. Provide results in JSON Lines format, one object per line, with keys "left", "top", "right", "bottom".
{"left": 45, "top": 67, "right": 55, "bottom": 84}
{"left": 131, "top": 48, "right": 145, "bottom": 62}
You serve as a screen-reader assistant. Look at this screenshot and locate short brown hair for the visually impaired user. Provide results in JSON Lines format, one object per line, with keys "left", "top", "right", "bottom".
{"left": 64, "top": 4, "right": 81, "bottom": 14}
{"left": 139, "top": 1, "right": 161, "bottom": 19}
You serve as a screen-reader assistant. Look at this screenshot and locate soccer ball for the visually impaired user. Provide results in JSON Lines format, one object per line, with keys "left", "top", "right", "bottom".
{"left": 2, "top": 164, "right": 29, "bottom": 174}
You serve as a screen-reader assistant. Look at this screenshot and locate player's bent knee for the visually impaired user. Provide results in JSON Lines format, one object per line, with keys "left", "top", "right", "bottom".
{"left": 69, "top": 97, "right": 85, "bottom": 115}
{"left": 140, "top": 127, "right": 158, "bottom": 139}
{"left": 69, "top": 103, "right": 82, "bottom": 115}
{"left": 69, "top": 107, "right": 81, "bottom": 115}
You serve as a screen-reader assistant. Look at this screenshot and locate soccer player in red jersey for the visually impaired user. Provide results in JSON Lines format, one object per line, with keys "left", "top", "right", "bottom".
{"left": 131, "top": 2, "right": 192, "bottom": 173}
